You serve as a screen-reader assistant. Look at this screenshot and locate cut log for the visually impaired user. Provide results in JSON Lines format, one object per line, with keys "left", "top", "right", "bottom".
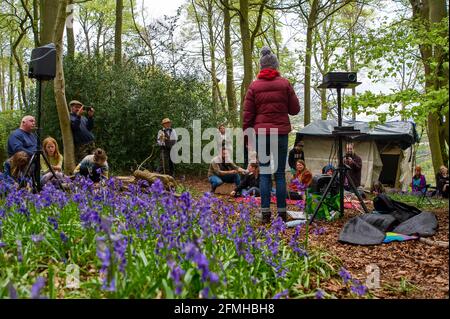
{"left": 133, "top": 169, "right": 177, "bottom": 190}
{"left": 419, "top": 237, "right": 449, "bottom": 248}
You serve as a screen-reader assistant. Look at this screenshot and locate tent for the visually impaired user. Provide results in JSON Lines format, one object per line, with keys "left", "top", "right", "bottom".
{"left": 295, "top": 120, "right": 419, "bottom": 191}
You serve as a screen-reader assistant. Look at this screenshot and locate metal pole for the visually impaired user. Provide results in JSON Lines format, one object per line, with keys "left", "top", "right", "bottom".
{"left": 35, "top": 80, "right": 42, "bottom": 191}
{"left": 337, "top": 86, "right": 344, "bottom": 216}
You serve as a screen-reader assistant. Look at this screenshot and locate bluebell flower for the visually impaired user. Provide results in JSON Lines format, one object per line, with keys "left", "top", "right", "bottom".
{"left": 339, "top": 267, "right": 352, "bottom": 284}
{"left": 272, "top": 289, "right": 289, "bottom": 299}
{"left": 31, "top": 277, "right": 46, "bottom": 299}
{"left": 315, "top": 289, "right": 325, "bottom": 299}
{"left": 31, "top": 234, "right": 45, "bottom": 243}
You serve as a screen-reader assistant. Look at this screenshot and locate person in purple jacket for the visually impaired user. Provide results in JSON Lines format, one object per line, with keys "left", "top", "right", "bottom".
{"left": 411, "top": 165, "right": 427, "bottom": 194}
{"left": 243, "top": 46, "right": 300, "bottom": 224}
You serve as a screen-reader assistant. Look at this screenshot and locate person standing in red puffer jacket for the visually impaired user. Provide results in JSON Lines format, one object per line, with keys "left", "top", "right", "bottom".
{"left": 243, "top": 46, "right": 300, "bottom": 224}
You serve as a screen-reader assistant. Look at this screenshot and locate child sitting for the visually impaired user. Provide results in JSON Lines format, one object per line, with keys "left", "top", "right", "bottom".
{"left": 74, "top": 148, "right": 109, "bottom": 183}
{"left": 230, "top": 162, "right": 260, "bottom": 197}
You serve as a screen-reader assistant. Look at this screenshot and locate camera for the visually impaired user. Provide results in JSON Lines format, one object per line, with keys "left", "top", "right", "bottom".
{"left": 84, "top": 105, "right": 93, "bottom": 112}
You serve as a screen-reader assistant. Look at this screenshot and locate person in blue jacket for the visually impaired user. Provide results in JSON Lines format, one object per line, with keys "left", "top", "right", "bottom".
{"left": 7, "top": 115, "right": 37, "bottom": 158}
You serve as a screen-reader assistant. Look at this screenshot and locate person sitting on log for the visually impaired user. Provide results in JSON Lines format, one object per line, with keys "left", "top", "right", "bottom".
{"left": 208, "top": 147, "right": 245, "bottom": 194}
{"left": 74, "top": 148, "right": 109, "bottom": 183}
{"left": 288, "top": 159, "right": 312, "bottom": 200}
{"left": 230, "top": 162, "right": 260, "bottom": 197}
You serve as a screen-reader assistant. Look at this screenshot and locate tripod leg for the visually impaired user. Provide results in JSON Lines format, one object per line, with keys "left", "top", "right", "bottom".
{"left": 22, "top": 152, "right": 38, "bottom": 192}
{"left": 344, "top": 172, "right": 370, "bottom": 214}
{"left": 41, "top": 153, "right": 64, "bottom": 191}
{"left": 309, "top": 170, "right": 339, "bottom": 225}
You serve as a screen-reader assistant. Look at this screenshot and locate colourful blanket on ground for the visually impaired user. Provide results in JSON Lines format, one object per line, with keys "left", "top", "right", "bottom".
{"left": 383, "top": 232, "right": 419, "bottom": 243}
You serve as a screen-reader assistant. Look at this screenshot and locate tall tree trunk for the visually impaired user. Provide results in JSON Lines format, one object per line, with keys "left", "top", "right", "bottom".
{"left": 114, "top": 0, "right": 123, "bottom": 66}
{"left": 239, "top": 0, "right": 253, "bottom": 124}
{"left": 8, "top": 36, "right": 15, "bottom": 110}
{"left": 304, "top": 0, "right": 319, "bottom": 126}
{"left": 32, "top": 0, "right": 40, "bottom": 46}
{"left": 40, "top": 0, "right": 60, "bottom": 45}
{"left": 207, "top": 0, "right": 218, "bottom": 109}
{"left": 53, "top": 0, "right": 76, "bottom": 173}
{"left": 411, "top": 0, "right": 448, "bottom": 176}
{"left": 0, "top": 47, "right": 5, "bottom": 112}
{"left": 66, "top": 0, "right": 75, "bottom": 59}
{"left": 223, "top": 0, "right": 238, "bottom": 126}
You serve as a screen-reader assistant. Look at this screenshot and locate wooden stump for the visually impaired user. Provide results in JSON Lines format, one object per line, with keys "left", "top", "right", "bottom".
{"left": 215, "top": 183, "right": 235, "bottom": 195}
{"left": 133, "top": 169, "right": 177, "bottom": 190}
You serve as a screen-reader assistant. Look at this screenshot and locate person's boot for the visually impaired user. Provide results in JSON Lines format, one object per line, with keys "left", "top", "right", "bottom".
{"left": 277, "top": 208, "right": 287, "bottom": 222}
{"left": 255, "top": 208, "right": 271, "bottom": 224}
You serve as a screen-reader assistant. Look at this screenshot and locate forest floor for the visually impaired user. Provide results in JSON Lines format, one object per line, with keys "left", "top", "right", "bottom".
{"left": 182, "top": 175, "right": 449, "bottom": 299}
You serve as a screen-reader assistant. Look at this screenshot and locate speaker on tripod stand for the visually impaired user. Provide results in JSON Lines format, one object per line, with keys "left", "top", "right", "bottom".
{"left": 308, "top": 72, "right": 371, "bottom": 225}
{"left": 24, "top": 43, "right": 63, "bottom": 192}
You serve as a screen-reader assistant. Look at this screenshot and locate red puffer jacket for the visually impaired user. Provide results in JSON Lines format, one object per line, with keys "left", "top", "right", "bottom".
{"left": 243, "top": 68, "right": 300, "bottom": 135}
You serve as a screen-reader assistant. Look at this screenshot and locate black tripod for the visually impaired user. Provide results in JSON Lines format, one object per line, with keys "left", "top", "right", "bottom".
{"left": 309, "top": 80, "right": 370, "bottom": 225}
{"left": 23, "top": 80, "right": 64, "bottom": 192}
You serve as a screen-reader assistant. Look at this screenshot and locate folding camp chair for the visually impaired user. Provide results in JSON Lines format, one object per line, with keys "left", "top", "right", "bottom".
{"left": 417, "top": 184, "right": 437, "bottom": 207}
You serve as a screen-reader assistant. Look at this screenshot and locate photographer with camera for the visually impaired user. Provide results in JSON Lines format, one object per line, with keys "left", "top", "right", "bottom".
{"left": 343, "top": 142, "right": 362, "bottom": 189}
{"left": 69, "top": 100, "right": 96, "bottom": 164}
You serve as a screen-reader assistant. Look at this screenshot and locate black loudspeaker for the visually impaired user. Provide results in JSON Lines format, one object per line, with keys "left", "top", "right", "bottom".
{"left": 310, "top": 174, "right": 339, "bottom": 196}
{"left": 28, "top": 43, "right": 56, "bottom": 80}
{"left": 323, "top": 72, "right": 357, "bottom": 83}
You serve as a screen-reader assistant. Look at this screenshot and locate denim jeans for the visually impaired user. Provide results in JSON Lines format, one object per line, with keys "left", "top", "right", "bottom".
{"left": 257, "top": 134, "right": 288, "bottom": 210}
{"left": 209, "top": 174, "right": 241, "bottom": 189}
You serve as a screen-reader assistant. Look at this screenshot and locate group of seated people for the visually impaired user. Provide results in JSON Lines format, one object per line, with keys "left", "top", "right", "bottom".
{"left": 411, "top": 164, "right": 449, "bottom": 198}
{"left": 207, "top": 146, "right": 320, "bottom": 201}
{"left": 2, "top": 135, "right": 109, "bottom": 188}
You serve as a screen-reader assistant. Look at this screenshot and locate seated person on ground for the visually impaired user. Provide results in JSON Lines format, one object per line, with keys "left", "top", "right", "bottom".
{"left": 371, "top": 180, "right": 385, "bottom": 196}
{"left": 74, "top": 148, "right": 109, "bottom": 183}
{"left": 411, "top": 165, "right": 426, "bottom": 194}
{"left": 40, "top": 137, "right": 65, "bottom": 186}
{"left": 322, "top": 163, "right": 335, "bottom": 176}
{"left": 208, "top": 147, "right": 245, "bottom": 193}
{"left": 230, "top": 162, "right": 260, "bottom": 197}
{"left": 3, "top": 151, "right": 30, "bottom": 186}
{"left": 436, "top": 165, "right": 449, "bottom": 198}
{"left": 288, "top": 159, "right": 312, "bottom": 200}
{"left": 288, "top": 141, "right": 305, "bottom": 176}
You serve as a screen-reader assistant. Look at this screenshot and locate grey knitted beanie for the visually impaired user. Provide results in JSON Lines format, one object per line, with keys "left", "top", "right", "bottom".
{"left": 260, "top": 46, "right": 279, "bottom": 70}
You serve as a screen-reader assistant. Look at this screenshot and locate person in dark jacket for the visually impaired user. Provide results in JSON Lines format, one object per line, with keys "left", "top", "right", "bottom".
{"left": 288, "top": 140, "right": 305, "bottom": 175}
{"left": 436, "top": 165, "right": 449, "bottom": 198}
{"left": 344, "top": 143, "right": 362, "bottom": 189}
{"left": 243, "top": 46, "right": 300, "bottom": 223}
{"left": 7, "top": 115, "right": 37, "bottom": 157}
{"left": 230, "top": 162, "right": 260, "bottom": 197}
{"left": 69, "top": 100, "right": 96, "bottom": 164}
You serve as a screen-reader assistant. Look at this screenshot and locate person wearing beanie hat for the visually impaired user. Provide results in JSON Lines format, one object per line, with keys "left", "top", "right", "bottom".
{"left": 259, "top": 46, "right": 279, "bottom": 70}
{"left": 243, "top": 46, "right": 301, "bottom": 224}
{"left": 69, "top": 99, "right": 96, "bottom": 164}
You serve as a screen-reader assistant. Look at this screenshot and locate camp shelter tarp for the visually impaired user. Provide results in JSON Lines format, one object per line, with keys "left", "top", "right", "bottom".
{"left": 295, "top": 120, "right": 418, "bottom": 190}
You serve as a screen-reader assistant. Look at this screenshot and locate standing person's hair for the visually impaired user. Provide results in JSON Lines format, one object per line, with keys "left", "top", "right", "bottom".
{"left": 10, "top": 151, "right": 29, "bottom": 179}
{"left": 43, "top": 137, "right": 62, "bottom": 161}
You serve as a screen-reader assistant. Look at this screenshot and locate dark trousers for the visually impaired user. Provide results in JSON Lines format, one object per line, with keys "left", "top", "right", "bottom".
{"left": 157, "top": 147, "right": 175, "bottom": 176}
